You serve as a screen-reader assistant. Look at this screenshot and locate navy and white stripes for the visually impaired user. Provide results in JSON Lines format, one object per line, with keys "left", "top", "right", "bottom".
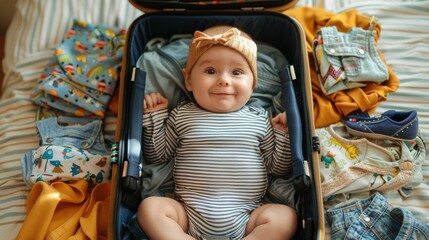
{"left": 143, "top": 102, "right": 291, "bottom": 239}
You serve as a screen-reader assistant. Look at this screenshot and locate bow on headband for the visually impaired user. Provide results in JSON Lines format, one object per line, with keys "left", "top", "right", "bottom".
{"left": 192, "top": 28, "right": 241, "bottom": 48}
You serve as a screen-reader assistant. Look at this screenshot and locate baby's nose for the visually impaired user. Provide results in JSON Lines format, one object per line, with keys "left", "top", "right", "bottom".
{"left": 217, "top": 76, "right": 231, "bottom": 86}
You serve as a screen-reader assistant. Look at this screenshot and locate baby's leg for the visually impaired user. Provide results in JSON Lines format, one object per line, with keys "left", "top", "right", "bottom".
{"left": 137, "top": 196, "right": 195, "bottom": 240}
{"left": 244, "top": 203, "right": 297, "bottom": 240}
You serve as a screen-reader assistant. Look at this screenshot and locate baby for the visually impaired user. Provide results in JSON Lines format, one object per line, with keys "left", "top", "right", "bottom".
{"left": 137, "top": 26, "right": 297, "bottom": 240}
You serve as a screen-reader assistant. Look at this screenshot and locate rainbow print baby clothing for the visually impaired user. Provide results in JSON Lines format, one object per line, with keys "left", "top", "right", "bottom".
{"left": 31, "top": 19, "right": 126, "bottom": 118}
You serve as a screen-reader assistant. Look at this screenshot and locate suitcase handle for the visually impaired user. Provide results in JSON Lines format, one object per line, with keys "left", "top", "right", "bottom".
{"left": 123, "top": 68, "right": 146, "bottom": 185}
{"left": 278, "top": 66, "right": 310, "bottom": 191}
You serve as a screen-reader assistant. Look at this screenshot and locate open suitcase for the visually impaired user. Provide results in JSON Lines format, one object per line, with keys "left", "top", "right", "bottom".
{"left": 109, "top": 0, "right": 324, "bottom": 239}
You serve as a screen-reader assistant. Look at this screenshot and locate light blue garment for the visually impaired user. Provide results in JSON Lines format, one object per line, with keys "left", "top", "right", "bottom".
{"left": 326, "top": 192, "right": 429, "bottom": 240}
{"left": 34, "top": 117, "right": 110, "bottom": 155}
{"left": 319, "top": 26, "right": 389, "bottom": 95}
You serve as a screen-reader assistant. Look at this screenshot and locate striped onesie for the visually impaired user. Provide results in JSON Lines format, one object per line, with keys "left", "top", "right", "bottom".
{"left": 143, "top": 102, "right": 292, "bottom": 240}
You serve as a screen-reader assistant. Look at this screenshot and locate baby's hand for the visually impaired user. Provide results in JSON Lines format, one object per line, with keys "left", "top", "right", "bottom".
{"left": 144, "top": 92, "right": 169, "bottom": 113}
{"left": 271, "top": 112, "right": 288, "bottom": 133}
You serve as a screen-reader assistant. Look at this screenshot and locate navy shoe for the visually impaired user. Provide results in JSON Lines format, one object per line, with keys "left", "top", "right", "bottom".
{"left": 346, "top": 110, "right": 370, "bottom": 120}
{"left": 345, "top": 110, "right": 419, "bottom": 141}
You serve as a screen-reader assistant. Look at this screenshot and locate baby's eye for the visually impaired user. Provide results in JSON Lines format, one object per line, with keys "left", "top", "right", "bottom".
{"left": 206, "top": 68, "right": 216, "bottom": 74}
{"left": 232, "top": 69, "right": 243, "bottom": 75}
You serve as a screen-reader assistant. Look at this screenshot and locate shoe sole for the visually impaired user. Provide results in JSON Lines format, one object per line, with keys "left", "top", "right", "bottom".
{"left": 345, "top": 125, "right": 416, "bottom": 141}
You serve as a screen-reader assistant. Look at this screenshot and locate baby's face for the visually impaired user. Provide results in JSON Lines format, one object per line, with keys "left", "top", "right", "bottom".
{"left": 185, "top": 45, "right": 254, "bottom": 113}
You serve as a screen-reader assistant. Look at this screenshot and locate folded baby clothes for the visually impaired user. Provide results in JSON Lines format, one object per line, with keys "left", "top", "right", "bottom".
{"left": 313, "top": 23, "right": 389, "bottom": 95}
{"left": 22, "top": 117, "right": 111, "bottom": 186}
{"left": 31, "top": 19, "right": 126, "bottom": 118}
{"left": 316, "top": 123, "right": 425, "bottom": 199}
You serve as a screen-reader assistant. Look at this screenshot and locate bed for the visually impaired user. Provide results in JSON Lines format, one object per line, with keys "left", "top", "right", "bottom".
{"left": 0, "top": 0, "right": 427, "bottom": 239}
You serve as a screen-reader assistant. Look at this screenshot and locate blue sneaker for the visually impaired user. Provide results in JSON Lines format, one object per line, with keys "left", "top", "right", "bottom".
{"left": 345, "top": 110, "right": 419, "bottom": 141}
{"left": 346, "top": 110, "right": 370, "bottom": 120}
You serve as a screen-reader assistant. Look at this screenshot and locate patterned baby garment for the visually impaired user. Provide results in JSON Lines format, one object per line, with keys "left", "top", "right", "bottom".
{"left": 317, "top": 123, "right": 425, "bottom": 199}
{"left": 22, "top": 117, "right": 111, "bottom": 187}
{"left": 31, "top": 19, "right": 126, "bottom": 118}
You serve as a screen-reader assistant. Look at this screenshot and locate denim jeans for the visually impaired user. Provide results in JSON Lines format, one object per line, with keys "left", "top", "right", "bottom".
{"left": 326, "top": 192, "right": 429, "bottom": 239}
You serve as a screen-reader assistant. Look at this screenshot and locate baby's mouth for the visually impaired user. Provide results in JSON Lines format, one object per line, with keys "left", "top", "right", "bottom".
{"left": 211, "top": 93, "right": 235, "bottom": 99}
{"left": 210, "top": 90, "right": 235, "bottom": 95}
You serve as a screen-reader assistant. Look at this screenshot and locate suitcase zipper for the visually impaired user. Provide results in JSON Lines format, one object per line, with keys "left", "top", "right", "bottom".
{"left": 312, "top": 136, "right": 320, "bottom": 153}
{"left": 241, "top": 7, "right": 264, "bottom": 11}
{"left": 162, "top": 8, "right": 186, "bottom": 11}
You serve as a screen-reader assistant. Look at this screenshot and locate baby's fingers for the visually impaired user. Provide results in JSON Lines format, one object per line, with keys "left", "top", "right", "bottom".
{"left": 278, "top": 112, "right": 287, "bottom": 126}
{"left": 272, "top": 112, "right": 288, "bottom": 132}
{"left": 144, "top": 93, "right": 169, "bottom": 113}
{"left": 156, "top": 94, "right": 168, "bottom": 105}
{"left": 144, "top": 94, "right": 156, "bottom": 110}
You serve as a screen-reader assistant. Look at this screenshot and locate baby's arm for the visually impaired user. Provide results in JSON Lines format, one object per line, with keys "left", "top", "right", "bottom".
{"left": 263, "top": 112, "right": 292, "bottom": 176}
{"left": 143, "top": 92, "right": 177, "bottom": 164}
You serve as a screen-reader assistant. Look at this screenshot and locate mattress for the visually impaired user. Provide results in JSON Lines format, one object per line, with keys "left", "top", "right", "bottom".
{"left": 0, "top": 0, "right": 428, "bottom": 239}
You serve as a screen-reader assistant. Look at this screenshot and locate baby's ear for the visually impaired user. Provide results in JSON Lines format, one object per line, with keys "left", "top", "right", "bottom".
{"left": 183, "top": 68, "right": 192, "bottom": 91}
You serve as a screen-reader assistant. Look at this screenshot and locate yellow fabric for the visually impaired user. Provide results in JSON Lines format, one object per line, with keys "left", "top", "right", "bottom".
{"left": 17, "top": 180, "right": 110, "bottom": 240}
{"left": 284, "top": 7, "right": 399, "bottom": 128}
